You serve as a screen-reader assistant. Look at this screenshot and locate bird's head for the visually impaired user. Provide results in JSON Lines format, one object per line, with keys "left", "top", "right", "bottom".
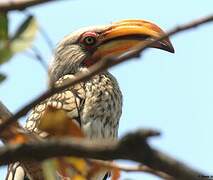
{"left": 49, "top": 19, "right": 174, "bottom": 84}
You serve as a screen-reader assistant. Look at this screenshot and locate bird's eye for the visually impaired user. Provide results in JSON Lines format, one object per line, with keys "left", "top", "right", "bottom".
{"left": 80, "top": 32, "right": 98, "bottom": 47}
{"left": 83, "top": 36, "right": 96, "bottom": 45}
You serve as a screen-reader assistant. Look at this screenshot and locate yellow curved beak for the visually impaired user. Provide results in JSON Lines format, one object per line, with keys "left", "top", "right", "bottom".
{"left": 91, "top": 19, "right": 174, "bottom": 61}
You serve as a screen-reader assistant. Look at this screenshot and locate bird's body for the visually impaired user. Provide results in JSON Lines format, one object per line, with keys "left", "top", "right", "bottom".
{"left": 6, "top": 19, "right": 174, "bottom": 180}
{"left": 20, "top": 71, "right": 122, "bottom": 180}
{"left": 26, "top": 72, "right": 122, "bottom": 140}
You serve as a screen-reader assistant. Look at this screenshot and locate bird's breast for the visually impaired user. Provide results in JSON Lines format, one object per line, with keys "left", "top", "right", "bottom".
{"left": 81, "top": 73, "right": 122, "bottom": 139}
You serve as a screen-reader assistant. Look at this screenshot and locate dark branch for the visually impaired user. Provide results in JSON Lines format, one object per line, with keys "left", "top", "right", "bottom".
{"left": 0, "top": 14, "right": 212, "bottom": 134}
{"left": 0, "top": 101, "right": 44, "bottom": 179}
{"left": 0, "top": 101, "right": 12, "bottom": 120}
{"left": 0, "top": 101, "right": 22, "bottom": 143}
{"left": 0, "top": 129, "right": 203, "bottom": 180}
{"left": 0, "top": 102, "right": 171, "bottom": 179}
{"left": 93, "top": 160, "right": 174, "bottom": 180}
{"left": 0, "top": 0, "right": 59, "bottom": 12}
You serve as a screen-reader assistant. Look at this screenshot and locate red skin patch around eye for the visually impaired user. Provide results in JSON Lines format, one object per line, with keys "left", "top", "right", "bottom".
{"left": 80, "top": 31, "right": 98, "bottom": 44}
{"left": 80, "top": 32, "right": 98, "bottom": 67}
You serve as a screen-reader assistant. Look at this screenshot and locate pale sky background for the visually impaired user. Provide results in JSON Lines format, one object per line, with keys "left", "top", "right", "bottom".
{"left": 0, "top": 0, "right": 213, "bottom": 179}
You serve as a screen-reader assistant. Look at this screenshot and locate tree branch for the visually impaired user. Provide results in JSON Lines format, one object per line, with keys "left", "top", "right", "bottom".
{"left": 0, "top": 101, "right": 44, "bottom": 179}
{"left": 0, "top": 103, "right": 172, "bottom": 179}
{"left": 0, "top": 101, "right": 12, "bottom": 120}
{"left": 0, "top": 0, "right": 59, "bottom": 12}
{"left": 0, "top": 14, "right": 212, "bottom": 134}
{"left": 91, "top": 160, "right": 174, "bottom": 180}
{"left": 0, "top": 101, "right": 23, "bottom": 143}
{"left": 0, "top": 129, "right": 203, "bottom": 180}
{"left": 0, "top": 102, "right": 171, "bottom": 179}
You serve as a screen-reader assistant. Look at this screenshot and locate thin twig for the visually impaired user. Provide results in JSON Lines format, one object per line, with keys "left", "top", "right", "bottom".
{"left": 23, "top": 47, "right": 48, "bottom": 71}
{"left": 38, "top": 25, "right": 54, "bottom": 53}
{"left": 0, "top": 14, "right": 212, "bottom": 133}
{"left": 31, "top": 46, "right": 48, "bottom": 70}
{"left": 91, "top": 160, "right": 174, "bottom": 180}
{"left": 0, "top": 0, "right": 59, "bottom": 12}
{"left": 22, "top": 10, "right": 54, "bottom": 54}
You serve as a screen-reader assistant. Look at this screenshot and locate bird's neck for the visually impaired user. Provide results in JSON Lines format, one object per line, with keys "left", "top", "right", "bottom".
{"left": 48, "top": 67, "right": 114, "bottom": 89}
{"left": 84, "top": 71, "right": 121, "bottom": 97}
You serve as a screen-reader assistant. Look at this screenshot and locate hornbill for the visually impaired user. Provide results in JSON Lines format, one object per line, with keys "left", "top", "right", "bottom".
{"left": 6, "top": 19, "right": 174, "bottom": 180}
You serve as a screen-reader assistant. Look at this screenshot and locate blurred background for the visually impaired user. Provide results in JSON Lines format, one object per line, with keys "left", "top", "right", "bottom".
{"left": 0, "top": 0, "right": 213, "bottom": 179}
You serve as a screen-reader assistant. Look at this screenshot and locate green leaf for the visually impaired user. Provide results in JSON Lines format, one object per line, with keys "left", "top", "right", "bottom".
{"left": 0, "top": 46, "right": 12, "bottom": 64}
{"left": 0, "top": 72, "right": 6, "bottom": 83}
{"left": 0, "top": 12, "right": 8, "bottom": 40}
{"left": 11, "top": 15, "right": 38, "bottom": 53}
{"left": 0, "top": 12, "right": 11, "bottom": 65}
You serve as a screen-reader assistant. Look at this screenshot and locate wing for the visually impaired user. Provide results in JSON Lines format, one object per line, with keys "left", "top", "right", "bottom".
{"left": 25, "top": 74, "right": 86, "bottom": 136}
{"left": 6, "top": 75, "right": 86, "bottom": 180}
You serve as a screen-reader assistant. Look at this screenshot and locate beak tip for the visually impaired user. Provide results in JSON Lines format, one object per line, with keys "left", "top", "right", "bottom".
{"left": 163, "top": 39, "right": 175, "bottom": 53}
{"left": 157, "top": 41, "right": 175, "bottom": 54}
{"left": 168, "top": 45, "right": 175, "bottom": 53}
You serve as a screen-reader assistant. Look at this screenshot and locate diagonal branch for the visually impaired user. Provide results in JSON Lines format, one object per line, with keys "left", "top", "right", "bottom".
{"left": 0, "top": 101, "right": 12, "bottom": 120}
{"left": 0, "top": 101, "right": 23, "bottom": 143}
{"left": 0, "top": 129, "right": 203, "bottom": 180}
{"left": 91, "top": 160, "right": 174, "bottom": 180}
{"left": 0, "top": 101, "right": 45, "bottom": 179}
{"left": 0, "top": 14, "right": 212, "bottom": 134}
{"left": 0, "top": 102, "right": 173, "bottom": 179}
{"left": 0, "top": 0, "right": 60, "bottom": 12}
{"left": 0, "top": 102, "right": 171, "bottom": 180}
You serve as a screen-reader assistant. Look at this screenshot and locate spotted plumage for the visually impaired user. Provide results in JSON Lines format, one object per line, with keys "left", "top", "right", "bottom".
{"left": 26, "top": 72, "right": 122, "bottom": 139}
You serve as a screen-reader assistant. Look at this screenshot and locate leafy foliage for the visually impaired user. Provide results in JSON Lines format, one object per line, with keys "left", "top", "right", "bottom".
{"left": 11, "top": 15, "right": 38, "bottom": 53}
{"left": 0, "top": 12, "right": 8, "bottom": 40}
{"left": 0, "top": 48, "right": 12, "bottom": 65}
{"left": 0, "top": 13, "right": 38, "bottom": 83}
{"left": 0, "top": 14, "right": 38, "bottom": 64}
{"left": 0, "top": 12, "right": 12, "bottom": 66}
